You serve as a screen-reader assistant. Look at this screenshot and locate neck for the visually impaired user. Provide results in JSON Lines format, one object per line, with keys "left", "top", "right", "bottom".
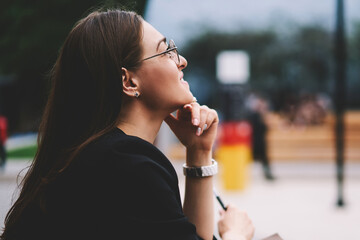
{"left": 116, "top": 101, "right": 168, "bottom": 144}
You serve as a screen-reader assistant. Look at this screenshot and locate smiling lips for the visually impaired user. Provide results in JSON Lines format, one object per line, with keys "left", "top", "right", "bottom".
{"left": 180, "top": 78, "right": 189, "bottom": 89}
{"left": 180, "top": 72, "right": 188, "bottom": 85}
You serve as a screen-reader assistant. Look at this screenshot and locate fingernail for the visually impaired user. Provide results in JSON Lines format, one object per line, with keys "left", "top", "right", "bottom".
{"left": 193, "top": 118, "right": 199, "bottom": 126}
{"left": 203, "top": 124, "right": 208, "bottom": 131}
{"left": 196, "top": 127, "right": 201, "bottom": 136}
{"left": 184, "top": 104, "right": 192, "bottom": 109}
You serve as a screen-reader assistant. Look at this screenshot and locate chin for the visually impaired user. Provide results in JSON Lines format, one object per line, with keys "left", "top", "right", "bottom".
{"left": 183, "top": 93, "right": 195, "bottom": 104}
{"left": 170, "top": 96, "right": 193, "bottom": 111}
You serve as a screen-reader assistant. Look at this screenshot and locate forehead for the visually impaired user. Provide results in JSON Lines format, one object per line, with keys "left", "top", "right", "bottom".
{"left": 142, "top": 21, "right": 165, "bottom": 51}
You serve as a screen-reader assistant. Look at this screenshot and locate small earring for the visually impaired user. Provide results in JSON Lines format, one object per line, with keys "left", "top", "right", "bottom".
{"left": 135, "top": 92, "right": 139, "bottom": 98}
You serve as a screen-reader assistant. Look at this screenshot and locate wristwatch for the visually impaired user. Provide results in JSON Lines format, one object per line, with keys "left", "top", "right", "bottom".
{"left": 183, "top": 159, "right": 218, "bottom": 177}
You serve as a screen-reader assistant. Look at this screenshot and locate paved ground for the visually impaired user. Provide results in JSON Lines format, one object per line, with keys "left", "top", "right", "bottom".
{"left": 1, "top": 159, "right": 359, "bottom": 240}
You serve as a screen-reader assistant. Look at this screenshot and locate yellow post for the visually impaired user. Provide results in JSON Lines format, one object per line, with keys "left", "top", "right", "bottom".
{"left": 217, "top": 144, "right": 252, "bottom": 190}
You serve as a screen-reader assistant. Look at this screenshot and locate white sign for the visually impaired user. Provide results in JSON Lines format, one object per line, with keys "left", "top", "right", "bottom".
{"left": 216, "top": 50, "right": 250, "bottom": 84}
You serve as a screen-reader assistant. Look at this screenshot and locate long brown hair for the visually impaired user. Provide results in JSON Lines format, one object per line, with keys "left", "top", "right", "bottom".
{"left": 1, "top": 9, "right": 143, "bottom": 238}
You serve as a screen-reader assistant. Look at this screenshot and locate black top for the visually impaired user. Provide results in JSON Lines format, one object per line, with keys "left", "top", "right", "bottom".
{"left": 14, "top": 128, "right": 203, "bottom": 240}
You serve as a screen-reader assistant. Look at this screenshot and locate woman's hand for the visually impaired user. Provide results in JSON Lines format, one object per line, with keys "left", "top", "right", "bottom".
{"left": 164, "top": 101, "right": 219, "bottom": 153}
{"left": 167, "top": 101, "right": 218, "bottom": 239}
{"left": 218, "top": 204, "right": 255, "bottom": 240}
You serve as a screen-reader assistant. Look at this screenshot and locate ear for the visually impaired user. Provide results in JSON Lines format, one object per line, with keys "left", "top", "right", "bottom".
{"left": 121, "top": 67, "right": 140, "bottom": 98}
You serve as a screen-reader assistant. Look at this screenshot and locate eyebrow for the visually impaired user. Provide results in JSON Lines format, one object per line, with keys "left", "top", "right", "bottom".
{"left": 156, "top": 37, "right": 167, "bottom": 52}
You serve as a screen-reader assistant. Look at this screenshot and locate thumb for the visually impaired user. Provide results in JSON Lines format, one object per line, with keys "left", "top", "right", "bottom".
{"left": 219, "top": 209, "right": 225, "bottom": 217}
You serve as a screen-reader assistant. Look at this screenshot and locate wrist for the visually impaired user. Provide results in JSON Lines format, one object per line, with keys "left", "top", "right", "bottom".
{"left": 186, "top": 148, "right": 212, "bottom": 167}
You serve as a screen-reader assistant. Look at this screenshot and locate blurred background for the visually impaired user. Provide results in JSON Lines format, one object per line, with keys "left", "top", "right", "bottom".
{"left": 0, "top": 0, "right": 359, "bottom": 239}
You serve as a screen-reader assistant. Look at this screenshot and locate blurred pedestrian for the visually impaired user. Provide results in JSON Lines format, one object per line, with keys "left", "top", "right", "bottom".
{"left": 0, "top": 115, "right": 7, "bottom": 170}
{"left": 246, "top": 93, "right": 275, "bottom": 180}
{"left": 293, "top": 93, "right": 327, "bottom": 126}
{"left": 1, "top": 9, "right": 254, "bottom": 240}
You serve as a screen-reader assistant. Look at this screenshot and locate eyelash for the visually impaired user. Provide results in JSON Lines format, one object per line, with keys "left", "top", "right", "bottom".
{"left": 163, "top": 45, "right": 172, "bottom": 56}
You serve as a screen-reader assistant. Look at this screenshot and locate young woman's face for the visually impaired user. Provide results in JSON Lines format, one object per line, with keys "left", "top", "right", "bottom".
{"left": 134, "top": 21, "right": 194, "bottom": 112}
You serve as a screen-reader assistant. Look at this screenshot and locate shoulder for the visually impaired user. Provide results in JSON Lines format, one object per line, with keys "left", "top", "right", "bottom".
{"left": 73, "top": 128, "right": 178, "bottom": 182}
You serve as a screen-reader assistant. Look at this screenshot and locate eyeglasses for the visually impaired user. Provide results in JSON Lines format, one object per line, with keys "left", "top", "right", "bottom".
{"left": 142, "top": 39, "right": 180, "bottom": 65}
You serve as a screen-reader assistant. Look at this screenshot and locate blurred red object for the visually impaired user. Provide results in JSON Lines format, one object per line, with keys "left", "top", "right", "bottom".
{"left": 218, "top": 121, "right": 252, "bottom": 146}
{"left": 0, "top": 116, "right": 8, "bottom": 144}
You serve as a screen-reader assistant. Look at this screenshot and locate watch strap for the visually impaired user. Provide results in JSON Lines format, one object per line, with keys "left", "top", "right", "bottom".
{"left": 183, "top": 159, "right": 218, "bottom": 177}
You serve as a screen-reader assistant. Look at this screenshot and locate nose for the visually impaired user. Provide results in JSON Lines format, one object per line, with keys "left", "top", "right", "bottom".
{"left": 178, "top": 55, "right": 187, "bottom": 70}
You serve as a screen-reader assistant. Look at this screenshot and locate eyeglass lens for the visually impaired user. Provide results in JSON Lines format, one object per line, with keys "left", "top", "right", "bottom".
{"left": 169, "top": 40, "right": 180, "bottom": 65}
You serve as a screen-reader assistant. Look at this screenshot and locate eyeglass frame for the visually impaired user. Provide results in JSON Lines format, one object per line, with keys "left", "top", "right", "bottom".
{"left": 142, "top": 39, "right": 180, "bottom": 65}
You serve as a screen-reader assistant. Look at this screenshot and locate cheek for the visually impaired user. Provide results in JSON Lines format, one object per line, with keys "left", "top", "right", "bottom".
{"left": 138, "top": 63, "right": 193, "bottom": 109}
{"left": 137, "top": 68, "right": 167, "bottom": 99}
{"left": 153, "top": 64, "right": 178, "bottom": 84}
{"left": 140, "top": 63, "right": 178, "bottom": 92}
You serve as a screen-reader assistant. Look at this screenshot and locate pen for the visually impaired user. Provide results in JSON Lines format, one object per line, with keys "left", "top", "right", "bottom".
{"left": 213, "top": 188, "right": 227, "bottom": 211}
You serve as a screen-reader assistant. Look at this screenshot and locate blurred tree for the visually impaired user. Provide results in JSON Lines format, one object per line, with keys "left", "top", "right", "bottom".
{"left": 182, "top": 25, "right": 336, "bottom": 112}
{"left": 0, "top": 0, "right": 148, "bottom": 132}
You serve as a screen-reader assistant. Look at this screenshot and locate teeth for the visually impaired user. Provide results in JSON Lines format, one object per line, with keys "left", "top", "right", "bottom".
{"left": 181, "top": 78, "right": 185, "bottom": 81}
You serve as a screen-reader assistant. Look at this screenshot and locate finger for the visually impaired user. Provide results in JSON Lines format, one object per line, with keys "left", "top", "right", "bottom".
{"left": 202, "top": 109, "right": 219, "bottom": 132}
{"left": 197, "top": 106, "right": 209, "bottom": 136}
{"left": 183, "top": 103, "right": 192, "bottom": 110}
{"left": 190, "top": 102, "right": 200, "bottom": 126}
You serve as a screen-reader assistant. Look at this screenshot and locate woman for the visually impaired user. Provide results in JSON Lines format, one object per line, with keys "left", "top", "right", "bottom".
{"left": 1, "top": 9, "right": 254, "bottom": 240}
